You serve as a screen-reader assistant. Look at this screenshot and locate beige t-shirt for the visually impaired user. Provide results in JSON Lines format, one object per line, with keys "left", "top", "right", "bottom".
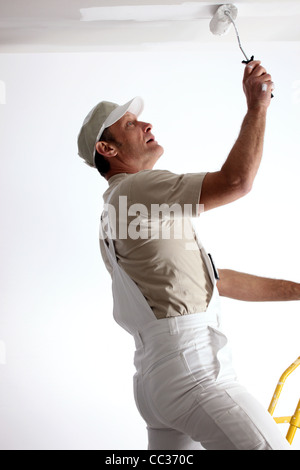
{"left": 100, "top": 169, "right": 213, "bottom": 319}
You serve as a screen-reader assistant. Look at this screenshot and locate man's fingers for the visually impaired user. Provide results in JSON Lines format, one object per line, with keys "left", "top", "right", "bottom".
{"left": 262, "top": 81, "right": 275, "bottom": 93}
{"left": 244, "top": 61, "right": 273, "bottom": 90}
{"left": 248, "top": 65, "right": 268, "bottom": 78}
{"left": 243, "top": 60, "right": 261, "bottom": 78}
{"left": 242, "top": 59, "right": 274, "bottom": 107}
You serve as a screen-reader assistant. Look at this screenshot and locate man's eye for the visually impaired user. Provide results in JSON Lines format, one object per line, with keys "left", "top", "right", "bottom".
{"left": 127, "top": 121, "right": 134, "bottom": 127}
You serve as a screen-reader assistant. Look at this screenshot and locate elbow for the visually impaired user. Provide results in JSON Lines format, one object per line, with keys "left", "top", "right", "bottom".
{"left": 221, "top": 167, "right": 254, "bottom": 199}
{"left": 239, "top": 177, "right": 253, "bottom": 196}
{"left": 200, "top": 171, "right": 254, "bottom": 211}
{"left": 226, "top": 176, "right": 253, "bottom": 200}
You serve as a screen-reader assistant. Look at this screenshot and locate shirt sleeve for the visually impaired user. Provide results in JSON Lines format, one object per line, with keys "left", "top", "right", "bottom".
{"left": 128, "top": 169, "right": 207, "bottom": 217}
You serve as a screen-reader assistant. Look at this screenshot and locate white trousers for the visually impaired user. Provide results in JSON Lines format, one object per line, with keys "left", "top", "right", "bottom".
{"left": 133, "top": 314, "right": 290, "bottom": 451}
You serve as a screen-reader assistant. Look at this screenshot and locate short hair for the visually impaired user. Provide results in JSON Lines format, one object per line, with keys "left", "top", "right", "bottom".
{"left": 94, "top": 127, "right": 115, "bottom": 178}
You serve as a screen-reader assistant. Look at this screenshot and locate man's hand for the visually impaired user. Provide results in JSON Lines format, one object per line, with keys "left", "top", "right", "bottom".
{"left": 243, "top": 60, "right": 274, "bottom": 110}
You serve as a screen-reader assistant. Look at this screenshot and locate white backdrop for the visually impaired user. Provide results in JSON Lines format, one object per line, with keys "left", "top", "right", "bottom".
{"left": 0, "top": 41, "right": 299, "bottom": 449}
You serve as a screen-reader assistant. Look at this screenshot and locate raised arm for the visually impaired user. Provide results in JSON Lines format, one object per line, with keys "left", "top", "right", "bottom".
{"left": 217, "top": 269, "right": 300, "bottom": 302}
{"left": 200, "top": 61, "right": 274, "bottom": 212}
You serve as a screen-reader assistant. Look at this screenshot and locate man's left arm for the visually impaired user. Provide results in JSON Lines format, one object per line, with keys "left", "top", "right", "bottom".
{"left": 217, "top": 269, "right": 300, "bottom": 302}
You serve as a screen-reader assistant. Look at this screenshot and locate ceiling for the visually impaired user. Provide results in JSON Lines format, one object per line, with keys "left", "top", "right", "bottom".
{"left": 1, "top": 0, "right": 300, "bottom": 53}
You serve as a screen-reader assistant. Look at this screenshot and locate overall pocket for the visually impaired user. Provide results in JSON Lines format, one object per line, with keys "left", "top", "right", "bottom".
{"left": 144, "top": 353, "right": 202, "bottom": 423}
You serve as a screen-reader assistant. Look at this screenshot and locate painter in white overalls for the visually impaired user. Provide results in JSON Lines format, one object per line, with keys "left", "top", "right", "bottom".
{"left": 99, "top": 169, "right": 289, "bottom": 451}
{"left": 77, "top": 97, "right": 289, "bottom": 450}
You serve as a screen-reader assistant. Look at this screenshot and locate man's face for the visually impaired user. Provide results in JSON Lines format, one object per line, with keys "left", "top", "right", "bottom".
{"left": 108, "top": 112, "right": 164, "bottom": 171}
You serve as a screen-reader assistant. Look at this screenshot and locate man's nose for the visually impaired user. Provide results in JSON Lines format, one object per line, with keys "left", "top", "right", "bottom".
{"left": 142, "top": 122, "right": 152, "bottom": 133}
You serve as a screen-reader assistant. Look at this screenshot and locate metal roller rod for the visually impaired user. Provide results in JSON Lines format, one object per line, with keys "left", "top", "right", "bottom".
{"left": 224, "top": 10, "right": 249, "bottom": 62}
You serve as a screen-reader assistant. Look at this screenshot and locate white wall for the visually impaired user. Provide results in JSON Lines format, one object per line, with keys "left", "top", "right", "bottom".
{"left": 0, "top": 41, "right": 299, "bottom": 450}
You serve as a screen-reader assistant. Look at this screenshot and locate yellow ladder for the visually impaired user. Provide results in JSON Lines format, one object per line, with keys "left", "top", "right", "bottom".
{"left": 268, "top": 357, "right": 300, "bottom": 444}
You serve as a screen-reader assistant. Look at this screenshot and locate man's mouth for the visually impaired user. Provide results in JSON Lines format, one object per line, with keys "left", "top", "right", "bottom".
{"left": 146, "top": 137, "right": 155, "bottom": 144}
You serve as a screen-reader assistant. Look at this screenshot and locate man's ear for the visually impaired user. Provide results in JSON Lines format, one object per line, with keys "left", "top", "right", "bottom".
{"left": 95, "top": 141, "right": 118, "bottom": 158}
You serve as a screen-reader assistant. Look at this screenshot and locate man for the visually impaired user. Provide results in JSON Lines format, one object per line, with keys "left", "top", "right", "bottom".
{"left": 77, "top": 61, "right": 297, "bottom": 450}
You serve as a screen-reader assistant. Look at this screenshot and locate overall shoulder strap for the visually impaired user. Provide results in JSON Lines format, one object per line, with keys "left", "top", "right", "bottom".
{"left": 100, "top": 186, "right": 119, "bottom": 267}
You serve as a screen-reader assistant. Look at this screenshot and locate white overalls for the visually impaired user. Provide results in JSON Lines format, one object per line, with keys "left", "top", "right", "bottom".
{"left": 100, "top": 199, "right": 290, "bottom": 451}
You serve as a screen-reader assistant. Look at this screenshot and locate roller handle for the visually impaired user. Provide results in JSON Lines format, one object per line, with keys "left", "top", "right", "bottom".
{"left": 242, "top": 55, "right": 274, "bottom": 98}
{"left": 241, "top": 55, "right": 254, "bottom": 65}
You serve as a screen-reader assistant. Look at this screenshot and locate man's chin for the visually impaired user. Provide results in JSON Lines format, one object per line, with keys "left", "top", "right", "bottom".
{"left": 154, "top": 146, "right": 164, "bottom": 164}
{"left": 156, "top": 144, "right": 164, "bottom": 158}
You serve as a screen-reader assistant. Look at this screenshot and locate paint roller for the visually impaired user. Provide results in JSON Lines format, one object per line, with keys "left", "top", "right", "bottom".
{"left": 209, "top": 3, "right": 274, "bottom": 97}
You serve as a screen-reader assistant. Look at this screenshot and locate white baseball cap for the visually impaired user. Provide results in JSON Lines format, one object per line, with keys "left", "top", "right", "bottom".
{"left": 77, "top": 96, "right": 144, "bottom": 167}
